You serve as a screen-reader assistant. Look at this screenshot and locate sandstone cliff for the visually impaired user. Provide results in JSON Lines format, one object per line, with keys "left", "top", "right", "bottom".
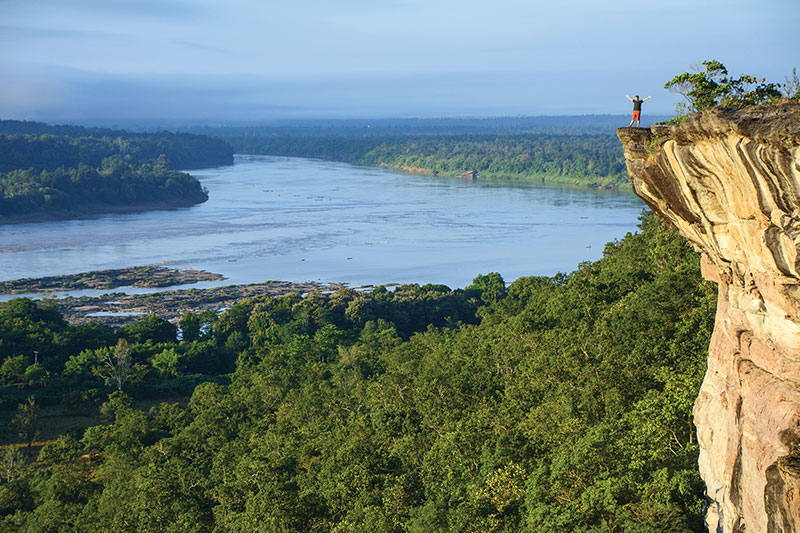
{"left": 617, "top": 103, "right": 800, "bottom": 533}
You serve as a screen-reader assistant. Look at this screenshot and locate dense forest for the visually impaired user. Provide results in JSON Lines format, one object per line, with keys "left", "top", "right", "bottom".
{"left": 0, "top": 121, "right": 234, "bottom": 171}
{"left": 217, "top": 133, "right": 629, "bottom": 189}
{"left": 0, "top": 120, "right": 234, "bottom": 221}
{"left": 0, "top": 213, "right": 716, "bottom": 531}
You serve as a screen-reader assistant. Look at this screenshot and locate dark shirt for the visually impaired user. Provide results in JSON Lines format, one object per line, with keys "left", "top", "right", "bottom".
{"left": 633, "top": 99, "right": 643, "bottom": 111}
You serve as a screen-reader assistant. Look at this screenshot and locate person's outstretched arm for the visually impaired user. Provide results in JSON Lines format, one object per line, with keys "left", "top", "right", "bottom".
{"left": 626, "top": 95, "right": 633, "bottom": 101}
{"left": 643, "top": 96, "right": 652, "bottom": 101}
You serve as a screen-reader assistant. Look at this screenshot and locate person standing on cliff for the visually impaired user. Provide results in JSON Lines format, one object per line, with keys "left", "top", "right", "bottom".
{"left": 626, "top": 94, "right": 651, "bottom": 127}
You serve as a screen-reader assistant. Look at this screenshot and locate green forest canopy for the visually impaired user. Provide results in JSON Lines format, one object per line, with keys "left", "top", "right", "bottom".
{"left": 0, "top": 213, "right": 716, "bottom": 531}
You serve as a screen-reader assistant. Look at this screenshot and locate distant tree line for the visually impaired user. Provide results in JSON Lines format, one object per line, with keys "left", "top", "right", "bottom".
{"left": 191, "top": 115, "right": 652, "bottom": 137}
{"left": 220, "top": 133, "right": 630, "bottom": 188}
{"left": 0, "top": 120, "right": 234, "bottom": 170}
{"left": 0, "top": 120, "right": 234, "bottom": 220}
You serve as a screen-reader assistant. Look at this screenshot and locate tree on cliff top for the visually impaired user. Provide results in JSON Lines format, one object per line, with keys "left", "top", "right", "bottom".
{"left": 784, "top": 67, "right": 800, "bottom": 101}
{"left": 665, "top": 60, "right": 782, "bottom": 113}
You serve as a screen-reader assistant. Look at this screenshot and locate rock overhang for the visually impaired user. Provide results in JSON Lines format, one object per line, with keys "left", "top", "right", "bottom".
{"left": 617, "top": 103, "right": 800, "bottom": 533}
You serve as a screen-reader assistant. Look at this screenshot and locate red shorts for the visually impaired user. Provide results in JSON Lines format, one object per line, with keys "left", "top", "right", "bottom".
{"left": 632, "top": 110, "right": 641, "bottom": 120}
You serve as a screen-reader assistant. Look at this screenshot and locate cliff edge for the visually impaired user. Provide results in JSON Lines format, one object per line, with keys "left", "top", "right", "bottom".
{"left": 617, "top": 103, "right": 800, "bottom": 533}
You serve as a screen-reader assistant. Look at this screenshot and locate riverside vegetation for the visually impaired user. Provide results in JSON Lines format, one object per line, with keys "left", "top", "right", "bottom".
{"left": 0, "top": 213, "right": 717, "bottom": 531}
{"left": 216, "top": 133, "right": 630, "bottom": 189}
{"left": 0, "top": 121, "right": 233, "bottom": 221}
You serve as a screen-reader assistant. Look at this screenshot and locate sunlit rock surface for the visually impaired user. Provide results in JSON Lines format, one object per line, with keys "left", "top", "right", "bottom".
{"left": 618, "top": 104, "right": 800, "bottom": 533}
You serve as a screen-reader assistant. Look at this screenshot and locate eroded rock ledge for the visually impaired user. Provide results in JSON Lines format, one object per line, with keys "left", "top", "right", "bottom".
{"left": 617, "top": 103, "right": 800, "bottom": 533}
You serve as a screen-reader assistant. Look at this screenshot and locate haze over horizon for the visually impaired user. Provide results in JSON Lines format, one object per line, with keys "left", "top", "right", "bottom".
{"left": 1, "top": 0, "right": 797, "bottom": 126}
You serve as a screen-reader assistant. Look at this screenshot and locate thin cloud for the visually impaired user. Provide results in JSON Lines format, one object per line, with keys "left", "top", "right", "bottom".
{"left": 0, "top": 24, "right": 123, "bottom": 42}
{"left": 2, "top": 0, "right": 213, "bottom": 21}
{"left": 172, "top": 40, "right": 230, "bottom": 55}
{"left": 0, "top": 0, "right": 795, "bottom": 122}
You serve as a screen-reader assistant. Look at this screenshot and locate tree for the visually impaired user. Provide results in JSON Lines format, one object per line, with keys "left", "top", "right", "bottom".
{"left": 22, "top": 361, "right": 45, "bottom": 386}
{"left": 665, "top": 60, "right": 782, "bottom": 113}
{"left": 119, "top": 314, "right": 177, "bottom": 344}
{"left": 467, "top": 272, "right": 507, "bottom": 303}
{"left": 180, "top": 312, "right": 203, "bottom": 342}
{"left": 0, "top": 446, "right": 27, "bottom": 482}
{"left": 92, "top": 339, "right": 146, "bottom": 392}
{"left": 151, "top": 347, "right": 183, "bottom": 377}
{"left": 12, "top": 396, "right": 40, "bottom": 457}
{"left": 784, "top": 67, "right": 800, "bottom": 101}
{"left": 179, "top": 310, "right": 216, "bottom": 342}
{"left": 64, "top": 348, "right": 104, "bottom": 378}
{"left": 0, "top": 355, "right": 28, "bottom": 386}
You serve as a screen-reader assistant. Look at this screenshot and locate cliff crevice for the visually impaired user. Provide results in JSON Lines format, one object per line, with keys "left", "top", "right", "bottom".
{"left": 617, "top": 103, "right": 800, "bottom": 532}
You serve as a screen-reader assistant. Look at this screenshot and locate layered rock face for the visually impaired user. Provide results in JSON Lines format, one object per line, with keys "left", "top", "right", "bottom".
{"left": 617, "top": 104, "right": 800, "bottom": 533}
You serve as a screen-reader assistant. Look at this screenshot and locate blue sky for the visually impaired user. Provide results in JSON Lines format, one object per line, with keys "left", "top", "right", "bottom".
{"left": 0, "top": 0, "right": 797, "bottom": 123}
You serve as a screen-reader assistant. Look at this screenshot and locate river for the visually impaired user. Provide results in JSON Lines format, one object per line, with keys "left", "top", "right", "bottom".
{"left": 0, "top": 155, "right": 644, "bottom": 296}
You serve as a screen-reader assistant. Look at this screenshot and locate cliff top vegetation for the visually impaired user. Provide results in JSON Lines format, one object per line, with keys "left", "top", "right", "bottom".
{"left": 661, "top": 60, "right": 799, "bottom": 124}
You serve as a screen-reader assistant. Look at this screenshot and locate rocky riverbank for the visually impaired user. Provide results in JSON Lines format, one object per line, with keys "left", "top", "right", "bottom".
{"left": 1, "top": 266, "right": 396, "bottom": 327}
{"left": 0, "top": 265, "right": 224, "bottom": 293}
{"left": 53, "top": 280, "right": 363, "bottom": 327}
